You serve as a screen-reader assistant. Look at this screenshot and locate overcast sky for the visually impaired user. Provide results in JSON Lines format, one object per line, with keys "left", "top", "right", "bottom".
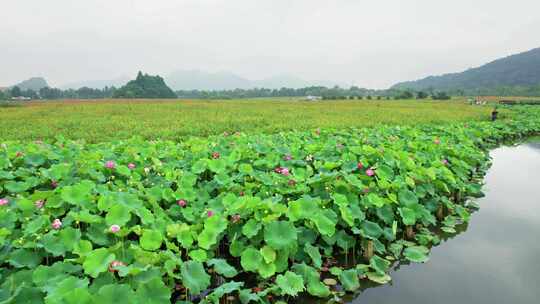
{"left": 1, "top": 0, "right": 539, "bottom": 89}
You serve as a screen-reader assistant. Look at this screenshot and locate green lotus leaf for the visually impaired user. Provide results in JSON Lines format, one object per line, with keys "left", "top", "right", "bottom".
{"left": 288, "top": 196, "right": 320, "bottom": 221}
{"left": 241, "top": 219, "right": 261, "bottom": 238}
{"left": 364, "top": 193, "right": 385, "bottom": 208}
{"left": 399, "top": 207, "right": 416, "bottom": 226}
{"left": 208, "top": 159, "right": 226, "bottom": 173}
{"left": 44, "top": 276, "right": 89, "bottom": 304}
{"left": 370, "top": 255, "right": 390, "bottom": 275}
{"left": 32, "top": 262, "right": 82, "bottom": 291}
{"left": 73, "top": 240, "right": 93, "bottom": 257}
{"left": 180, "top": 261, "right": 211, "bottom": 295}
{"left": 240, "top": 247, "right": 262, "bottom": 272}
{"left": 264, "top": 221, "right": 298, "bottom": 250}
{"left": 93, "top": 284, "right": 136, "bottom": 304}
{"left": 4, "top": 181, "right": 30, "bottom": 193}
{"left": 59, "top": 287, "right": 93, "bottom": 304}
{"left": 403, "top": 245, "right": 430, "bottom": 263}
{"left": 198, "top": 215, "right": 228, "bottom": 250}
{"left": 58, "top": 227, "right": 82, "bottom": 252}
{"left": 83, "top": 248, "right": 116, "bottom": 278}
{"left": 398, "top": 189, "right": 419, "bottom": 207}
{"left": 340, "top": 269, "right": 360, "bottom": 291}
{"left": 135, "top": 277, "right": 171, "bottom": 304}
{"left": 304, "top": 243, "right": 322, "bottom": 268}
{"left": 8, "top": 249, "right": 42, "bottom": 269}
{"left": 360, "top": 220, "right": 383, "bottom": 239}
{"left": 276, "top": 271, "right": 305, "bottom": 296}
{"left": 188, "top": 249, "right": 208, "bottom": 262}
{"left": 206, "top": 281, "right": 244, "bottom": 303}
{"left": 257, "top": 261, "right": 277, "bottom": 278}
{"left": 105, "top": 204, "right": 131, "bottom": 226}
{"left": 41, "top": 233, "right": 67, "bottom": 256}
{"left": 366, "top": 272, "right": 392, "bottom": 284}
{"left": 140, "top": 229, "right": 163, "bottom": 251}
{"left": 260, "top": 245, "right": 277, "bottom": 263}
{"left": 238, "top": 163, "right": 254, "bottom": 174}
{"left": 312, "top": 210, "right": 337, "bottom": 237}
{"left": 61, "top": 180, "right": 94, "bottom": 205}
{"left": 207, "top": 259, "right": 238, "bottom": 278}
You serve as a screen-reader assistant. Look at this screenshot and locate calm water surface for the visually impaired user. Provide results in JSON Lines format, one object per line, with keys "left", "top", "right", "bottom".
{"left": 351, "top": 141, "right": 540, "bottom": 304}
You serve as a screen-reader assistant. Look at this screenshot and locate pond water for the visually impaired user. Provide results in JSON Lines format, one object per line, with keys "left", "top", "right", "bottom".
{"left": 349, "top": 140, "right": 540, "bottom": 303}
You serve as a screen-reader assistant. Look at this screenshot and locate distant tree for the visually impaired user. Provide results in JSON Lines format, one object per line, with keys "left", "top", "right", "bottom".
{"left": 432, "top": 92, "right": 451, "bottom": 100}
{"left": 0, "top": 90, "right": 6, "bottom": 100}
{"left": 10, "top": 86, "right": 22, "bottom": 97}
{"left": 416, "top": 91, "right": 428, "bottom": 99}
{"left": 366, "top": 95, "right": 372, "bottom": 100}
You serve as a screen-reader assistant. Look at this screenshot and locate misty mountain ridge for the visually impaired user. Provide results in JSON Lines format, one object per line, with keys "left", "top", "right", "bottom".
{"left": 58, "top": 70, "right": 345, "bottom": 91}
{"left": 392, "top": 47, "right": 540, "bottom": 91}
{"left": 13, "top": 77, "right": 49, "bottom": 91}
{"left": 61, "top": 76, "right": 131, "bottom": 90}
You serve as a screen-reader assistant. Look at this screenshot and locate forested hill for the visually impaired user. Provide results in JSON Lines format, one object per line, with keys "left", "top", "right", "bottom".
{"left": 392, "top": 47, "right": 540, "bottom": 91}
{"left": 113, "top": 72, "right": 176, "bottom": 99}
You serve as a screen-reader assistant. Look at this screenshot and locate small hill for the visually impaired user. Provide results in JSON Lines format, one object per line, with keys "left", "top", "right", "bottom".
{"left": 14, "top": 77, "right": 49, "bottom": 91}
{"left": 392, "top": 47, "right": 540, "bottom": 91}
{"left": 113, "top": 72, "right": 176, "bottom": 99}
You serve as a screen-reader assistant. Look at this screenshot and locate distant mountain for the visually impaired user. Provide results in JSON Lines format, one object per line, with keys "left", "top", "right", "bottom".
{"left": 61, "top": 76, "right": 130, "bottom": 90}
{"left": 13, "top": 77, "right": 48, "bottom": 91}
{"left": 166, "top": 70, "right": 252, "bottom": 90}
{"left": 113, "top": 72, "right": 176, "bottom": 99}
{"left": 392, "top": 47, "right": 540, "bottom": 91}
{"left": 165, "top": 70, "right": 343, "bottom": 90}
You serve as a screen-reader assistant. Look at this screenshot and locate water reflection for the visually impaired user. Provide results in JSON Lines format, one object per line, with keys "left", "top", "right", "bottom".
{"left": 350, "top": 141, "right": 540, "bottom": 304}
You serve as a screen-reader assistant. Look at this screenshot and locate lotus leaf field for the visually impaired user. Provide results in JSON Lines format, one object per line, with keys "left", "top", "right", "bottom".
{"left": 0, "top": 106, "right": 539, "bottom": 303}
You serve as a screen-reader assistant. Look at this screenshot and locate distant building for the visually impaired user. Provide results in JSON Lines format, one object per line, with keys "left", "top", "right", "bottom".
{"left": 304, "top": 95, "right": 322, "bottom": 101}
{"left": 0, "top": 87, "right": 9, "bottom": 92}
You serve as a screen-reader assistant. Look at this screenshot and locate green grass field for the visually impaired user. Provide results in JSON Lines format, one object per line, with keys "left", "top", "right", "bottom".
{"left": 0, "top": 98, "right": 493, "bottom": 142}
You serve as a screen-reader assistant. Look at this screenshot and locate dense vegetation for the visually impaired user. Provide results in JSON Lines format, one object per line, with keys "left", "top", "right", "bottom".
{"left": 0, "top": 106, "right": 538, "bottom": 303}
{"left": 392, "top": 47, "right": 540, "bottom": 94}
{"left": 0, "top": 99, "right": 492, "bottom": 142}
{"left": 113, "top": 72, "right": 177, "bottom": 99}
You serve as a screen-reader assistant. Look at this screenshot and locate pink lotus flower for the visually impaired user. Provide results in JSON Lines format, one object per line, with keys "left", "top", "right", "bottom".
{"left": 223, "top": 131, "right": 230, "bottom": 137}
{"left": 108, "top": 260, "right": 126, "bottom": 272}
{"left": 212, "top": 152, "right": 220, "bottom": 159}
{"left": 363, "top": 188, "right": 370, "bottom": 193}
{"left": 128, "top": 163, "right": 136, "bottom": 170}
{"left": 16, "top": 151, "right": 23, "bottom": 158}
{"left": 51, "top": 219, "right": 62, "bottom": 230}
{"left": 51, "top": 180, "right": 58, "bottom": 189}
{"left": 105, "top": 161, "right": 116, "bottom": 169}
{"left": 280, "top": 167, "right": 290, "bottom": 176}
{"left": 288, "top": 179, "right": 296, "bottom": 186}
{"left": 0, "top": 198, "right": 8, "bottom": 206}
{"left": 434, "top": 138, "right": 441, "bottom": 145}
{"left": 207, "top": 210, "right": 214, "bottom": 217}
{"left": 35, "top": 200, "right": 45, "bottom": 209}
{"left": 239, "top": 191, "right": 245, "bottom": 197}
{"left": 110, "top": 224, "right": 121, "bottom": 233}
{"left": 442, "top": 159, "right": 449, "bottom": 165}
{"left": 366, "top": 168, "right": 375, "bottom": 177}
{"left": 357, "top": 162, "right": 364, "bottom": 170}
{"left": 274, "top": 167, "right": 283, "bottom": 174}
{"left": 283, "top": 154, "right": 292, "bottom": 161}
{"left": 177, "top": 199, "right": 187, "bottom": 207}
